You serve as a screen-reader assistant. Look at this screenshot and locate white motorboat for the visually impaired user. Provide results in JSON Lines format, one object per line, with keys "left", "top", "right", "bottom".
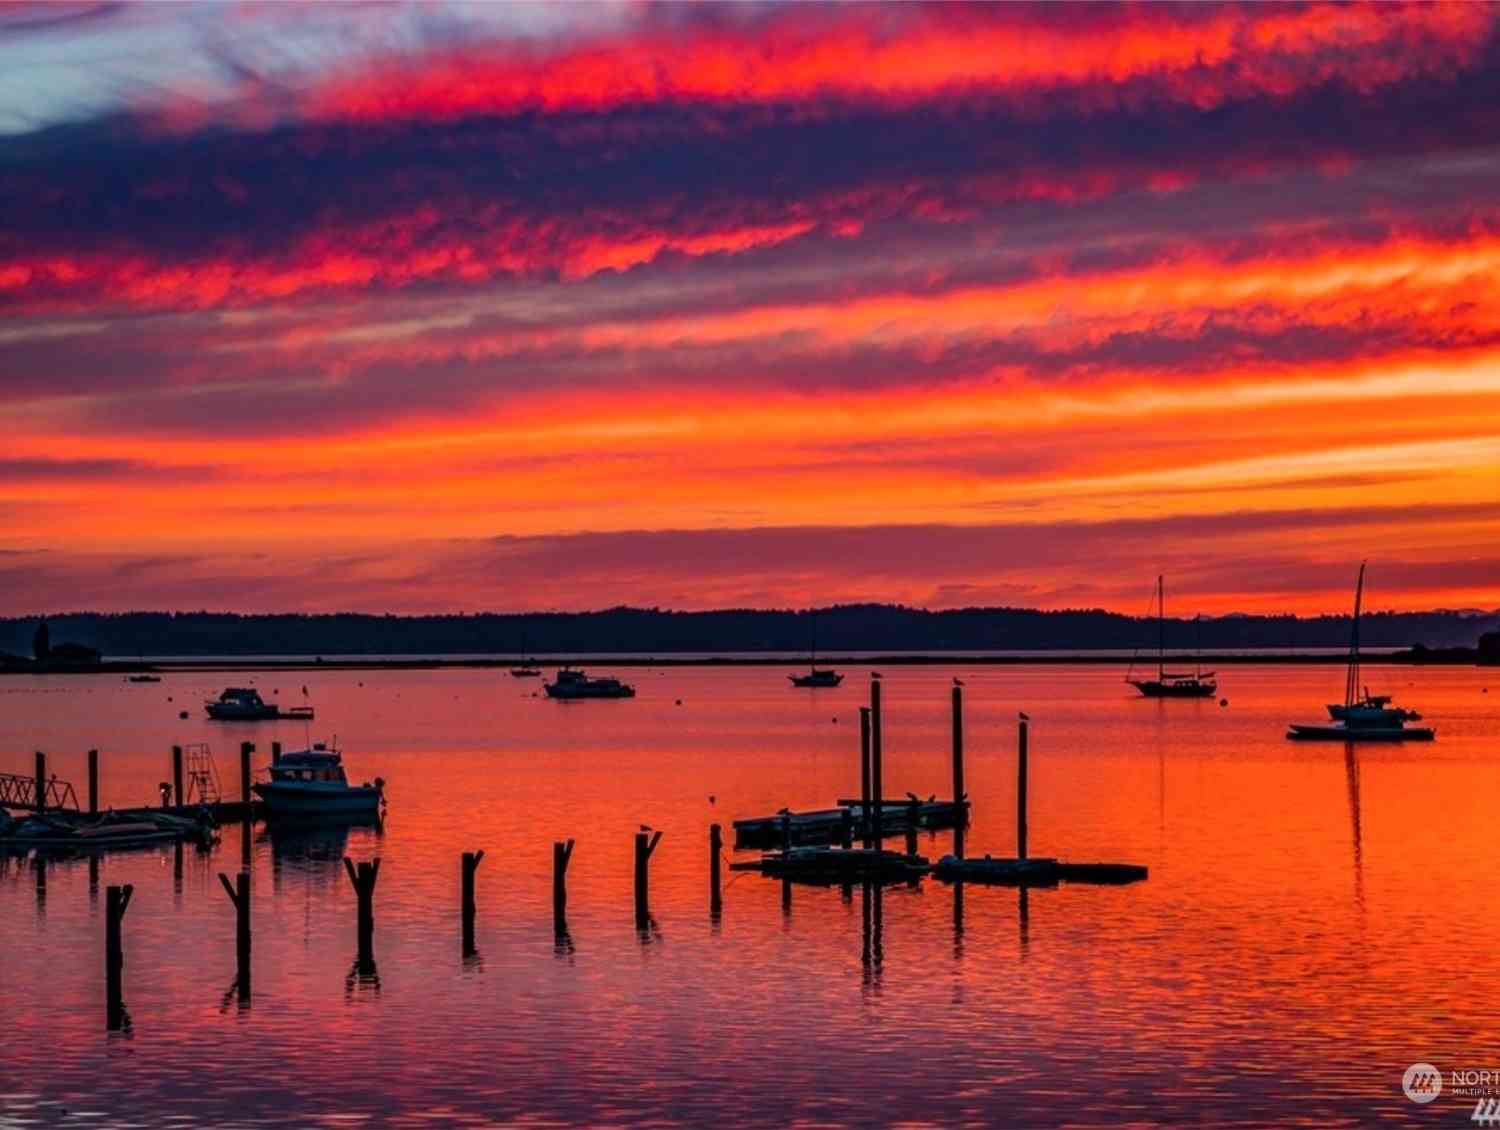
{"left": 252, "top": 743, "right": 383, "bottom": 817}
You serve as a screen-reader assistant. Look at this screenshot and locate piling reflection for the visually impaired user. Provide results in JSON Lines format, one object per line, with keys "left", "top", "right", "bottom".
{"left": 345, "top": 954, "right": 380, "bottom": 997}
{"left": 860, "top": 880, "right": 883, "bottom": 992}
{"left": 1344, "top": 745, "right": 1364, "bottom": 910}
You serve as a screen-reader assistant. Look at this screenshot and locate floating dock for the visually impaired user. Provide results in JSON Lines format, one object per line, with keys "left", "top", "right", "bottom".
{"left": 730, "top": 846, "right": 929, "bottom": 882}
{"left": 932, "top": 854, "right": 1148, "bottom": 887}
{"left": 733, "top": 797, "right": 966, "bottom": 848}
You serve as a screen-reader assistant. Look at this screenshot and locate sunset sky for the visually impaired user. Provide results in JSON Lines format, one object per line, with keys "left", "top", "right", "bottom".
{"left": 2, "top": 1, "right": 1498, "bottom": 616}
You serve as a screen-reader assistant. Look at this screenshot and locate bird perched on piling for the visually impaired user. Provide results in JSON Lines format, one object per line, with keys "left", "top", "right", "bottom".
{"left": 639, "top": 824, "right": 652, "bottom": 832}
{"left": 1018, "top": 710, "right": 1030, "bottom": 720}
{"left": 953, "top": 677, "right": 964, "bottom": 686}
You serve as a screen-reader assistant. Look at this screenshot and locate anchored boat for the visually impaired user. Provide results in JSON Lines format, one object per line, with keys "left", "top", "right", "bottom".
{"left": 252, "top": 743, "right": 384, "bottom": 817}
{"left": 544, "top": 668, "right": 636, "bottom": 699}
{"left": 1127, "top": 576, "right": 1217, "bottom": 698}
{"left": 1288, "top": 562, "right": 1433, "bottom": 742}
{"left": 205, "top": 687, "right": 314, "bottom": 721}
{"left": 789, "top": 612, "right": 843, "bottom": 688}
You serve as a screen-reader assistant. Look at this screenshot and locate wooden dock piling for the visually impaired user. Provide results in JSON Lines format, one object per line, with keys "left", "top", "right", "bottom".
{"left": 343, "top": 857, "right": 380, "bottom": 967}
{"left": 553, "top": 839, "right": 574, "bottom": 932}
{"left": 905, "top": 797, "right": 919, "bottom": 857}
{"left": 859, "top": 707, "right": 871, "bottom": 847}
{"left": 1017, "top": 716, "right": 1029, "bottom": 860}
{"left": 708, "top": 824, "right": 722, "bottom": 915}
{"left": 172, "top": 745, "right": 183, "bottom": 809}
{"left": 34, "top": 750, "right": 45, "bottom": 812}
{"left": 218, "top": 871, "right": 251, "bottom": 1000}
{"left": 239, "top": 742, "right": 254, "bottom": 804}
{"left": 105, "top": 883, "right": 133, "bottom": 1029}
{"left": 870, "top": 680, "right": 884, "bottom": 845}
{"left": 462, "top": 851, "right": 484, "bottom": 955}
{"left": 634, "top": 830, "right": 662, "bottom": 927}
{"left": 840, "top": 807, "right": 853, "bottom": 849}
{"left": 271, "top": 741, "right": 281, "bottom": 759}
{"left": 87, "top": 748, "right": 98, "bottom": 815}
{"left": 952, "top": 685, "right": 965, "bottom": 858}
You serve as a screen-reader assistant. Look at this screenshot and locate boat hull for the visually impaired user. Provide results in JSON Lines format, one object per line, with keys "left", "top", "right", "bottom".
{"left": 789, "top": 673, "right": 843, "bottom": 687}
{"left": 544, "top": 685, "right": 635, "bottom": 699}
{"left": 252, "top": 781, "right": 382, "bottom": 815}
{"left": 1287, "top": 723, "right": 1435, "bottom": 742}
{"left": 1130, "top": 679, "right": 1217, "bottom": 698}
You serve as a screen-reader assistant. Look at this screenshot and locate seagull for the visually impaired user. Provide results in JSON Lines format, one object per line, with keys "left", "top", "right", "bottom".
{"left": 708, "top": 795, "right": 716, "bottom": 804}
{"left": 1019, "top": 710, "right": 1030, "bottom": 720}
{"left": 872, "top": 671, "right": 883, "bottom": 679}
{"left": 953, "top": 677, "right": 964, "bottom": 686}
{"left": 639, "top": 824, "right": 652, "bottom": 832}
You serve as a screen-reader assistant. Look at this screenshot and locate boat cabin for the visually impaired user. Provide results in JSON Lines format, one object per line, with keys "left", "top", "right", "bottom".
{"left": 268, "top": 744, "right": 348, "bottom": 785}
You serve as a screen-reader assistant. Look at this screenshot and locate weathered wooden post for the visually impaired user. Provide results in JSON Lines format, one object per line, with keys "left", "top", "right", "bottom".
{"left": 553, "top": 839, "right": 574, "bottom": 934}
{"left": 105, "top": 883, "right": 133, "bottom": 1029}
{"left": 870, "top": 680, "right": 884, "bottom": 846}
{"left": 172, "top": 745, "right": 184, "bottom": 808}
{"left": 343, "top": 857, "right": 380, "bottom": 970}
{"left": 905, "top": 797, "right": 919, "bottom": 857}
{"left": 218, "top": 871, "right": 251, "bottom": 1000}
{"left": 859, "top": 706, "right": 871, "bottom": 846}
{"left": 780, "top": 812, "right": 792, "bottom": 852}
{"left": 952, "top": 684, "right": 965, "bottom": 858}
{"left": 34, "top": 750, "right": 45, "bottom": 811}
{"left": 461, "top": 850, "right": 484, "bottom": 955}
{"left": 239, "top": 741, "right": 254, "bottom": 805}
{"left": 708, "top": 824, "right": 722, "bottom": 916}
{"left": 634, "top": 830, "right": 662, "bottom": 927}
{"left": 87, "top": 748, "right": 99, "bottom": 815}
{"left": 271, "top": 741, "right": 282, "bottom": 759}
{"left": 1017, "top": 716, "right": 1029, "bottom": 860}
{"left": 840, "top": 806, "right": 853, "bottom": 849}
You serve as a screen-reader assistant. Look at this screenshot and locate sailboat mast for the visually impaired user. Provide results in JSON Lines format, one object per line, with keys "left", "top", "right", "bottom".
{"left": 1346, "top": 563, "right": 1365, "bottom": 707}
{"left": 1157, "top": 575, "right": 1165, "bottom": 682}
{"left": 810, "top": 612, "right": 817, "bottom": 673}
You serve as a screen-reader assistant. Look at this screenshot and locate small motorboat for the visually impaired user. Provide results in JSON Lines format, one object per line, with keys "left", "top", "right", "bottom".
{"left": 205, "top": 687, "right": 314, "bottom": 721}
{"left": 127, "top": 674, "right": 162, "bottom": 683}
{"left": 252, "top": 742, "right": 384, "bottom": 817}
{"left": 1288, "top": 721, "right": 1435, "bottom": 742}
{"left": 544, "top": 668, "right": 636, "bottom": 699}
{"left": 790, "top": 668, "right": 843, "bottom": 688}
{"left": 0, "top": 808, "right": 217, "bottom": 852}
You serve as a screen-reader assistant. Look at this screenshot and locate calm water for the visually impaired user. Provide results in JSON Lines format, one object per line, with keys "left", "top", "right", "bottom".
{"left": 1, "top": 664, "right": 1496, "bottom": 1128}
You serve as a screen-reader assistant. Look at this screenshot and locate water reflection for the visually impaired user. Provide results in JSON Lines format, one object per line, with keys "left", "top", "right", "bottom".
{"left": 1344, "top": 745, "right": 1364, "bottom": 911}
{"left": 345, "top": 954, "right": 380, "bottom": 997}
{"left": 861, "top": 881, "right": 883, "bottom": 993}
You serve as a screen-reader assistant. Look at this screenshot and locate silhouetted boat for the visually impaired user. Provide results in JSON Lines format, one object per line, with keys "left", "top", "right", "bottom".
{"left": 1288, "top": 563, "right": 1433, "bottom": 741}
{"left": 1127, "top": 576, "right": 1217, "bottom": 698}
{"left": 252, "top": 742, "right": 384, "bottom": 816}
{"left": 510, "top": 631, "right": 542, "bottom": 678}
{"left": 205, "top": 687, "right": 314, "bottom": 721}
{"left": 127, "top": 674, "right": 161, "bottom": 683}
{"left": 544, "top": 667, "right": 636, "bottom": 699}
{"left": 790, "top": 612, "right": 843, "bottom": 688}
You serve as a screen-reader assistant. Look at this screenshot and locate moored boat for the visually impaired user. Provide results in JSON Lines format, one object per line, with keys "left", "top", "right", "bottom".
{"left": 1288, "top": 562, "right": 1433, "bottom": 742}
{"left": 544, "top": 668, "right": 635, "bottom": 699}
{"left": 789, "top": 612, "right": 842, "bottom": 688}
{"left": 205, "top": 686, "right": 314, "bottom": 721}
{"left": 252, "top": 743, "right": 384, "bottom": 817}
{"left": 1127, "top": 576, "right": 1217, "bottom": 699}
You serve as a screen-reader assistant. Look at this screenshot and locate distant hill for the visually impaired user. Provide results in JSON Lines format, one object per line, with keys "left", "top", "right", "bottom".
{"left": 1, "top": 605, "right": 1496, "bottom": 657}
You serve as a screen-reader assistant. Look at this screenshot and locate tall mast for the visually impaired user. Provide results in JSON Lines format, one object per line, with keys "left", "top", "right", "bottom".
{"left": 1345, "top": 562, "right": 1365, "bottom": 707}
{"left": 1157, "top": 575, "right": 1165, "bottom": 682}
{"left": 810, "top": 611, "right": 817, "bottom": 673}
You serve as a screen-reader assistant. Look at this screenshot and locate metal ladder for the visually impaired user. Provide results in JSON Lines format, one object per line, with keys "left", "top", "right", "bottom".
{"left": 184, "top": 743, "right": 221, "bottom": 805}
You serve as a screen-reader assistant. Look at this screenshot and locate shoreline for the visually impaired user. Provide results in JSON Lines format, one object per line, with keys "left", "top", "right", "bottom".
{"left": 1, "top": 648, "right": 1485, "bottom": 674}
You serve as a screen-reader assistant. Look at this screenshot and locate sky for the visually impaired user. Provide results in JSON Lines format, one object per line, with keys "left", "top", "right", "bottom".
{"left": 2, "top": 0, "right": 1498, "bottom": 617}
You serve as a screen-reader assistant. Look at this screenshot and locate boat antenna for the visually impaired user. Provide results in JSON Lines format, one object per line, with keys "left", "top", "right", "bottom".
{"left": 1157, "top": 574, "right": 1165, "bottom": 683}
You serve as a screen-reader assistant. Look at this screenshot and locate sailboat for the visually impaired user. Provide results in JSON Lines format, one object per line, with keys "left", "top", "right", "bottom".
{"left": 1287, "top": 562, "right": 1433, "bottom": 741}
{"left": 510, "top": 630, "right": 541, "bottom": 678}
{"left": 789, "top": 612, "right": 843, "bottom": 688}
{"left": 1127, "top": 576, "right": 1217, "bottom": 698}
